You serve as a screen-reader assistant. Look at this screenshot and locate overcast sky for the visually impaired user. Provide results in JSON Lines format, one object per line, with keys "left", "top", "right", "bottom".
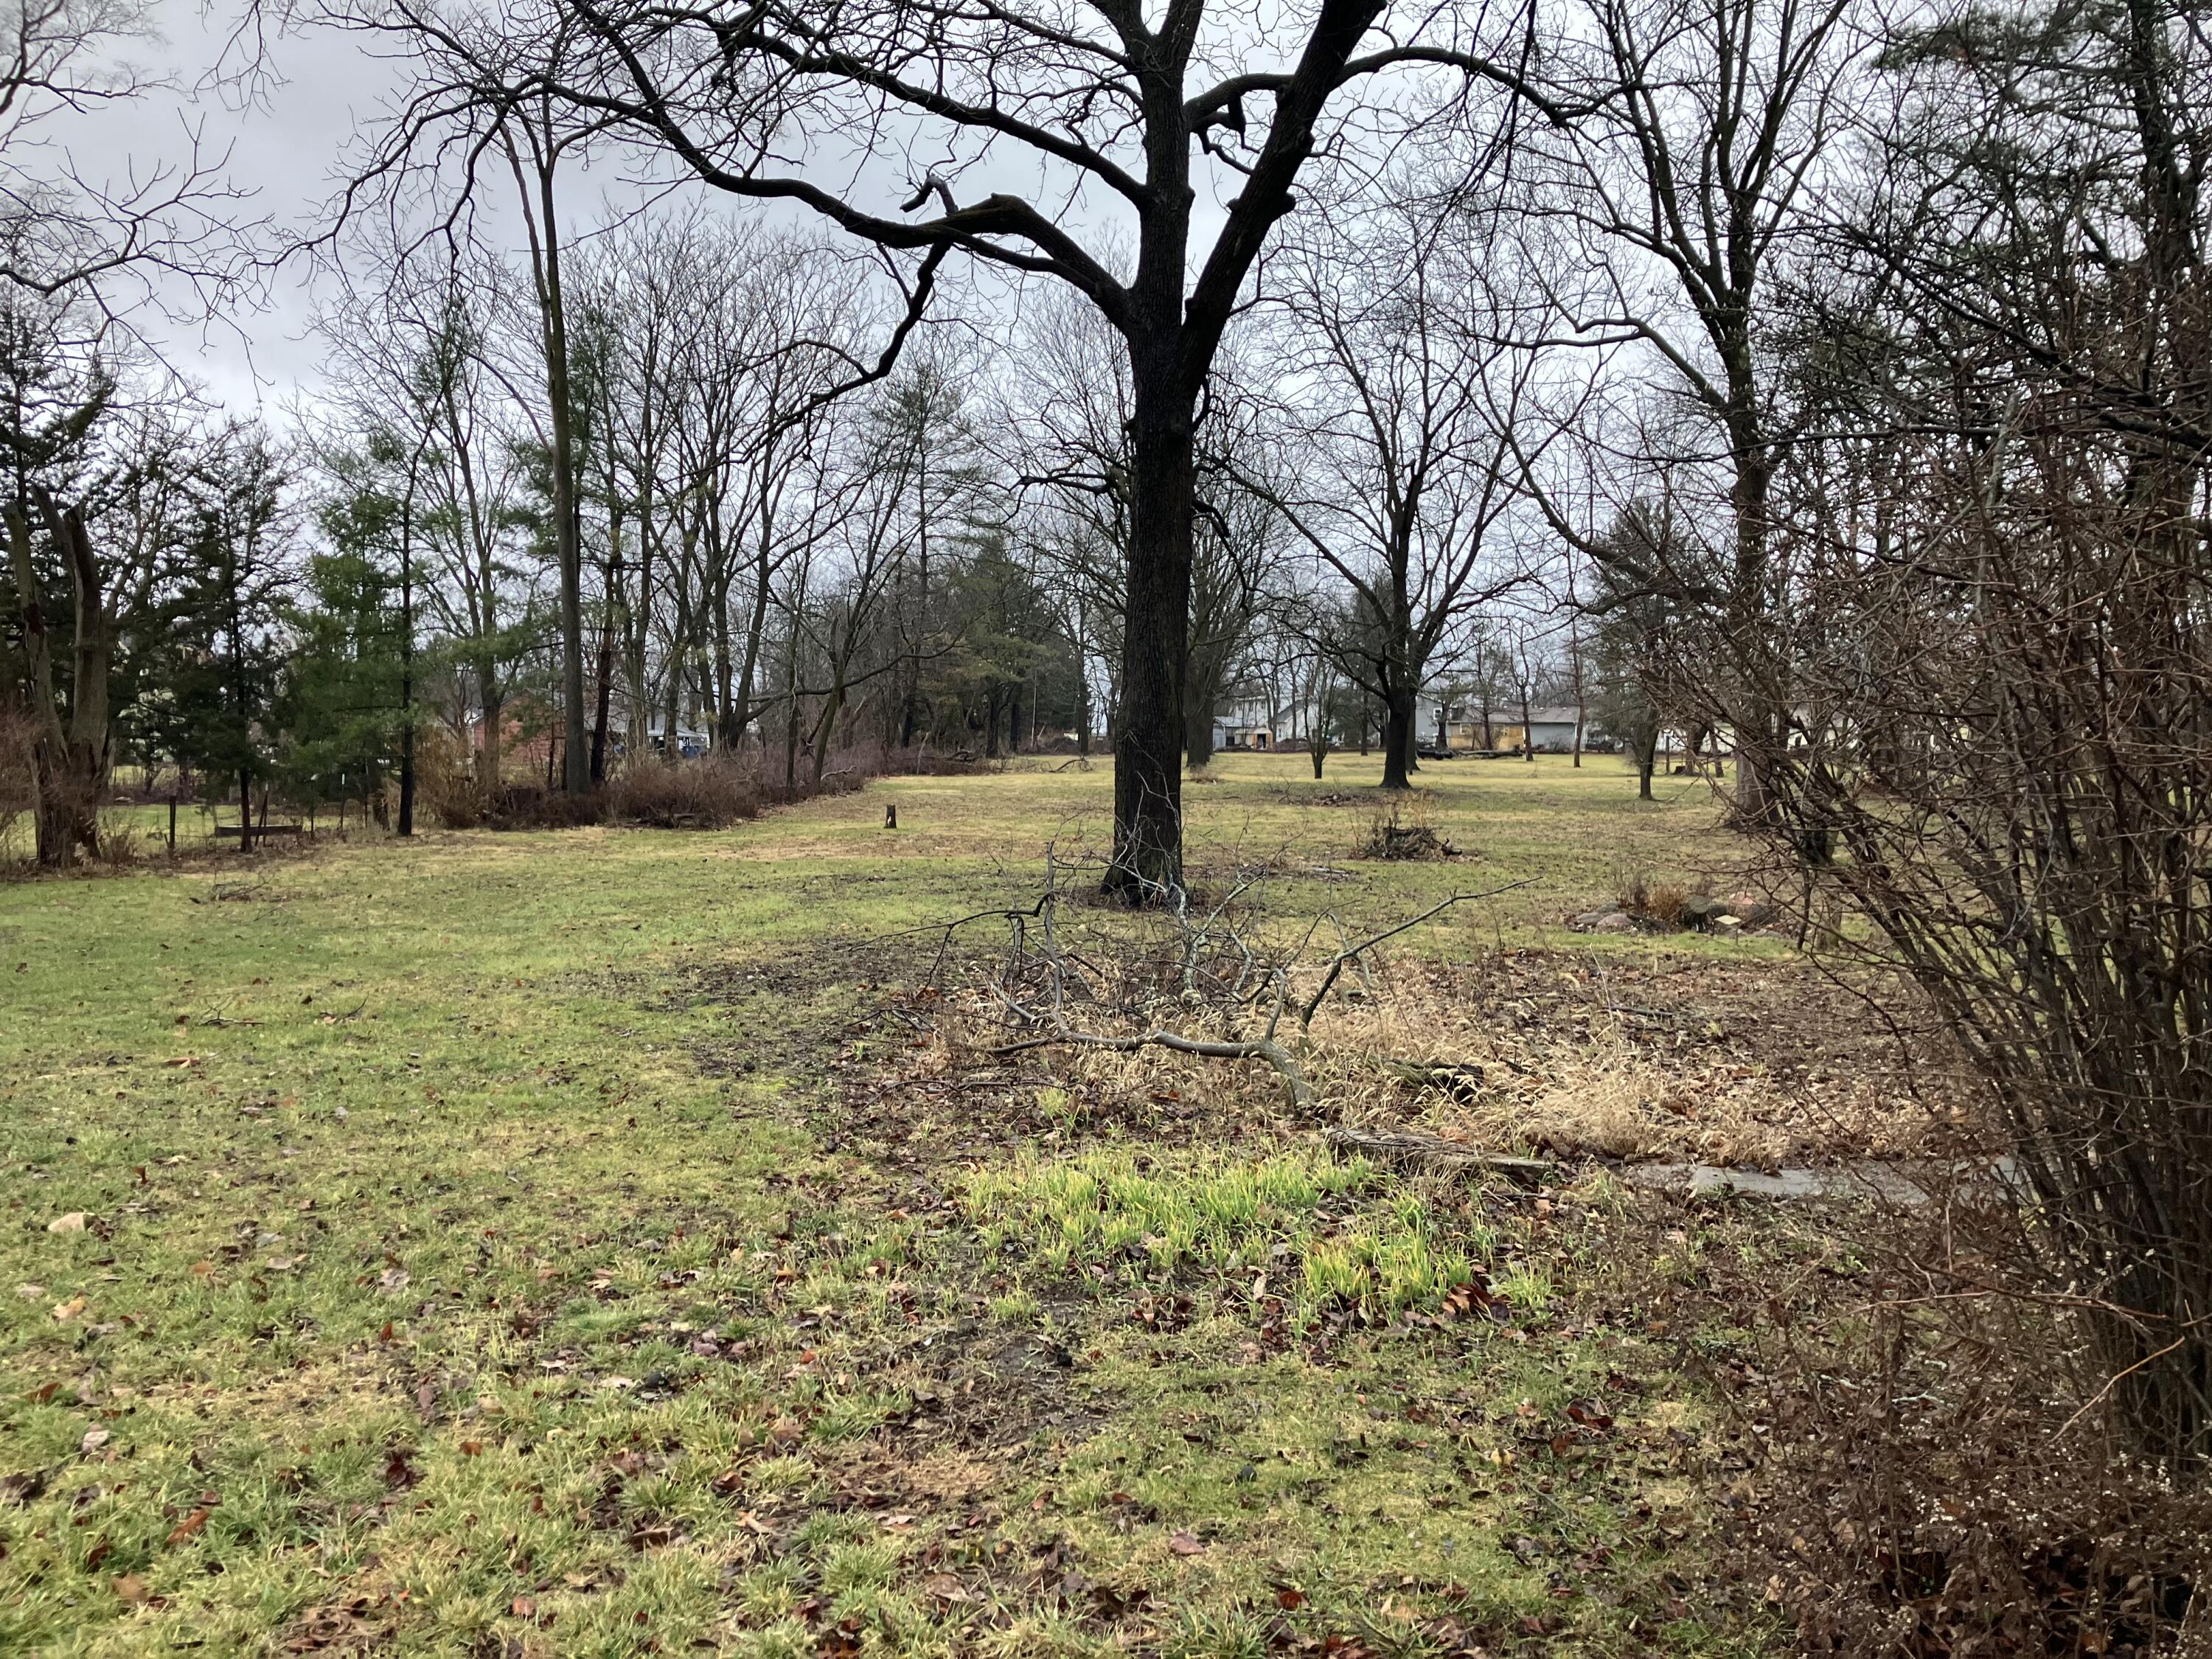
{"left": 80, "top": 2, "right": 1380, "bottom": 420}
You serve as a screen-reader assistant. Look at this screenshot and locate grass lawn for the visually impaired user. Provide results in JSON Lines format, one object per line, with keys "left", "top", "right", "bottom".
{"left": 0, "top": 754, "right": 1788, "bottom": 1655}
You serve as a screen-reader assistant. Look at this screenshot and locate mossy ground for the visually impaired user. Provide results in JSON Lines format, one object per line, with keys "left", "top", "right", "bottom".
{"left": 0, "top": 753, "right": 1786, "bottom": 1655}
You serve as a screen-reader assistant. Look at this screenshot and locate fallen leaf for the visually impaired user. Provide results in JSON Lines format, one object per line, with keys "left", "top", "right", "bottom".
{"left": 459, "top": 1441, "right": 482, "bottom": 1457}
{"left": 167, "top": 1507, "right": 209, "bottom": 1543}
{"left": 188, "top": 1262, "right": 214, "bottom": 1278}
{"left": 46, "top": 1213, "right": 87, "bottom": 1234}
{"left": 80, "top": 1428, "right": 111, "bottom": 1455}
{"left": 922, "top": 1572, "right": 975, "bottom": 1603}
{"left": 15, "top": 1284, "right": 44, "bottom": 1301}
{"left": 1276, "top": 1584, "right": 1307, "bottom": 1610}
{"left": 112, "top": 1573, "right": 152, "bottom": 1604}
{"left": 1169, "top": 1531, "right": 1206, "bottom": 1556}
{"left": 51, "top": 1295, "right": 86, "bottom": 1322}
{"left": 511, "top": 1595, "right": 536, "bottom": 1617}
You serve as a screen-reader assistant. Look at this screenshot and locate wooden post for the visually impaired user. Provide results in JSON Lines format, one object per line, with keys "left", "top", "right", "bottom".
{"left": 167, "top": 796, "right": 176, "bottom": 855}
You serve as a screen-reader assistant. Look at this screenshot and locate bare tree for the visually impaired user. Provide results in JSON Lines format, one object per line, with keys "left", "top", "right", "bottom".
{"left": 0, "top": 0, "right": 258, "bottom": 319}
{"left": 1253, "top": 191, "right": 1539, "bottom": 789}
{"left": 1696, "top": 0, "right": 2212, "bottom": 1475}
{"left": 1508, "top": 0, "right": 1858, "bottom": 816}
{"left": 499, "top": 0, "right": 1571, "bottom": 898}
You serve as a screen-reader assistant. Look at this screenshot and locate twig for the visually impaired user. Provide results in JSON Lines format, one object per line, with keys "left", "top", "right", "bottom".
{"left": 2051, "top": 1336, "right": 2190, "bottom": 1443}
{"left": 1297, "top": 880, "right": 1537, "bottom": 1029}
{"left": 991, "top": 1025, "right": 1315, "bottom": 1108}
{"left": 1323, "top": 1127, "right": 1554, "bottom": 1187}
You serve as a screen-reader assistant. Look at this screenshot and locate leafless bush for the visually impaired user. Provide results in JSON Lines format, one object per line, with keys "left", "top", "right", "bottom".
{"left": 412, "top": 731, "right": 484, "bottom": 829}
{"left": 1641, "top": 883, "right": 1687, "bottom": 928}
{"left": 608, "top": 759, "right": 759, "bottom": 828}
{"left": 1624, "top": 10, "right": 2212, "bottom": 1478}
{"left": 1359, "top": 793, "right": 1458, "bottom": 861}
{"left": 479, "top": 785, "right": 610, "bottom": 830}
{"left": 91, "top": 809, "right": 142, "bottom": 868}
{"left": 1697, "top": 1194, "right": 2212, "bottom": 1655}
{"left": 425, "top": 745, "right": 890, "bottom": 833}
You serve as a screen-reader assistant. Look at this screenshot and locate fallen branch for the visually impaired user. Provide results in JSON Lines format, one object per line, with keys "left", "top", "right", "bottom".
{"left": 1324, "top": 1127, "right": 1553, "bottom": 1187}
{"left": 991, "top": 1026, "right": 1315, "bottom": 1108}
{"left": 1297, "top": 880, "right": 1537, "bottom": 1029}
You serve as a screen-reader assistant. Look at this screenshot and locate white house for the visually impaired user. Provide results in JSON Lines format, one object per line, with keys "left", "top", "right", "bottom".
{"left": 1211, "top": 692, "right": 1284, "bottom": 751}
{"left": 1410, "top": 698, "right": 1592, "bottom": 752}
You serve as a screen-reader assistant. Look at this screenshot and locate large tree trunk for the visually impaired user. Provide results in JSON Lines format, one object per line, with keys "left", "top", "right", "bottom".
{"left": 664, "top": 534, "right": 690, "bottom": 761}
{"left": 1380, "top": 684, "right": 1416, "bottom": 790}
{"left": 712, "top": 568, "right": 737, "bottom": 752}
{"left": 515, "top": 141, "right": 591, "bottom": 796}
{"left": 549, "top": 352, "right": 588, "bottom": 795}
{"left": 8, "top": 500, "right": 111, "bottom": 865}
{"left": 480, "top": 681, "right": 503, "bottom": 788}
{"left": 1105, "top": 349, "right": 1193, "bottom": 902}
{"left": 900, "top": 466, "right": 928, "bottom": 747}
{"left": 1724, "top": 397, "right": 1779, "bottom": 824}
{"left": 1184, "top": 695, "right": 1214, "bottom": 770}
{"left": 625, "top": 515, "right": 654, "bottom": 768}
{"left": 811, "top": 679, "right": 844, "bottom": 787}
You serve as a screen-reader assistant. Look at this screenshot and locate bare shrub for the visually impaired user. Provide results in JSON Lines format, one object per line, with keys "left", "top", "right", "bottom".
{"left": 413, "top": 730, "right": 486, "bottom": 829}
{"left": 476, "top": 785, "right": 608, "bottom": 830}
{"left": 1703, "top": 1198, "right": 2212, "bottom": 1655}
{"left": 1623, "top": 5, "right": 2212, "bottom": 1476}
{"left": 91, "top": 809, "right": 142, "bottom": 868}
{"left": 1642, "top": 883, "right": 1687, "bottom": 928}
{"left": 608, "top": 759, "right": 759, "bottom": 828}
{"left": 1615, "top": 869, "right": 1652, "bottom": 915}
{"left": 420, "top": 744, "right": 892, "bottom": 834}
{"left": 1359, "top": 793, "right": 1457, "bottom": 860}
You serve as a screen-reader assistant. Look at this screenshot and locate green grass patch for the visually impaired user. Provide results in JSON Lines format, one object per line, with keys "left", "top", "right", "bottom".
{"left": 0, "top": 754, "right": 1770, "bottom": 1652}
{"left": 964, "top": 1147, "right": 1509, "bottom": 1326}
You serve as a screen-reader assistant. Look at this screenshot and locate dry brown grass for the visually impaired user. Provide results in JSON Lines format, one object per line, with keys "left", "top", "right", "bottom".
{"left": 931, "top": 926, "right": 1953, "bottom": 1169}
